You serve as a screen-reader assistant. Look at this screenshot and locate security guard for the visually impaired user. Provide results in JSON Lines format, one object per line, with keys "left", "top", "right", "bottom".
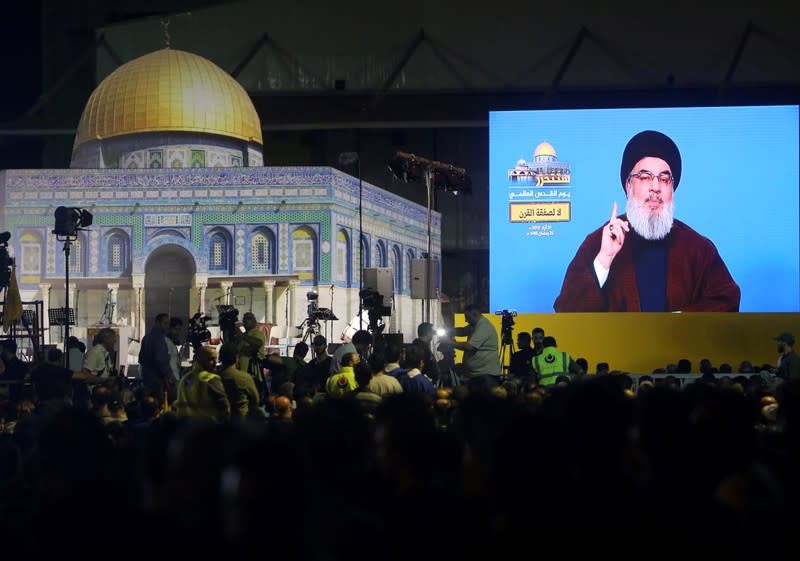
{"left": 175, "top": 346, "right": 230, "bottom": 422}
{"left": 531, "top": 336, "right": 580, "bottom": 386}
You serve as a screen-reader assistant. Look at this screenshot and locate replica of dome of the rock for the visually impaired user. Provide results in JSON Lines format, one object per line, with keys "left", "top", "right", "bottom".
{"left": 71, "top": 49, "right": 263, "bottom": 168}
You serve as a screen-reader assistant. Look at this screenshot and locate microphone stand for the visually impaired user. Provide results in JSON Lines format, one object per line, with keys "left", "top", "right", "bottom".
{"left": 328, "top": 284, "right": 335, "bottom": 342}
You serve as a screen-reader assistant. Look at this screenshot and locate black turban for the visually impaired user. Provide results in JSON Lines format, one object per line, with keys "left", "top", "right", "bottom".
{"left": 620, "top": 130, "right": 681, "bottom": 192}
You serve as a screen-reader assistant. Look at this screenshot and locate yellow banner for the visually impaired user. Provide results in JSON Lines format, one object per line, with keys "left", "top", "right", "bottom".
{"left": 510, "top": 202, "right": 571, "bottom": 223}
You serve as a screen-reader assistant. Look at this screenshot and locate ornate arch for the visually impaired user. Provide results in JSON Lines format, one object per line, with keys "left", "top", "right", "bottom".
{"left": 374, "top": 239, "right": 387, "bottom": 268}
{"left": 208, "top": 227, "right": 232, "bottom": 274}
{"left": 105, "top": 228, "right": 130, "bottom": 274}
{"left": 390, "top": 244, "right": 402, "bottom": 293}
{"left": 359, "top": 233, "right": 370, "bottom": 273}
{"left": 134, "top": 235, "right": 200, "bottom": 274}
{"left": 405, "top": 248, "right": 416, "bottom": 296}
{"left": 291, "top": 225, "right": 317, "bottom": 283}
{"left": 18, "top": 230, "right": 43, "bottom": 276}
{"left": 66, "top": 232, "right": 87, "bottom": 276}
{"left": 335, "top": 228, "right": 351, "bottom": 285}
{"left": 250, "top": 227, "right": 276, "bottom": 273}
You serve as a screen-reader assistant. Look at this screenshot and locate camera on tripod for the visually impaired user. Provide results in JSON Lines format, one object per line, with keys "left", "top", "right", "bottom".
{"left": 360, "top": 289, "right": 391, "bottom": 317}
{"left": 359, "top": 288, "right": 391, "bottom": 336}
{"left": 216, "top": 305, "right": 240, "bottom": 341}
{"left": 305, "top": 291, "right": 337, "bottom": 322}
{"left": 495, "top": 309, "right": 517, "bottom": 344}
{"left": 187, "top": 312, "right": 212, "bottom": 350}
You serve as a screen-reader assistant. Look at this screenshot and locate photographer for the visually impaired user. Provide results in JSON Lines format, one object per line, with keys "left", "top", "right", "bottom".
{"left": 509, "top": 331, "right": 536, "bottom": 383}
{"left": 234, "top": 312, "right": 266, "bottom": 388}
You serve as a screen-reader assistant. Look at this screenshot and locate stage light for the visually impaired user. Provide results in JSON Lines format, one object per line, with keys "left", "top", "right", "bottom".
{"left": 53, "top": 206, "right": 93, "bottom": 237}
{"left": 388, "top": 151, "right": 470, "bottom": 194}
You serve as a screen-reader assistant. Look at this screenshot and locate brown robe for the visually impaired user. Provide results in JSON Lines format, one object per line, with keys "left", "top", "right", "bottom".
{"left": 554, "top": 217, "right": 740, "bottom": 312}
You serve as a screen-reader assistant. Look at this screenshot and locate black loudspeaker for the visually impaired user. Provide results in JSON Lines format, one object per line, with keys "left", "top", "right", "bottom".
{"left": 382, "top": 333, "right": 404, "bottom": 347}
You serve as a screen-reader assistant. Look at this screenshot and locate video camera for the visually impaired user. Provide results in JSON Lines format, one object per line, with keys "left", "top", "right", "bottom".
{"left": 360, "top": 288, "right": 391, "bottom": 317}
{"left": 495, "top": 309, "right": 517, "bottom": 344}
{"left": 216, "top": 305, "right": 240, "bottom": 338}
{"left": 306, "top": 291, "right": 319, "bottom": 318}
{"left": 187, "top": 312, "right": 212, "bottom": 351}
{"left": 305, "top": 291, "right": 337, "bottom": 322}
{"left": 359, "top": 288, "right": 391, "bottom": 336}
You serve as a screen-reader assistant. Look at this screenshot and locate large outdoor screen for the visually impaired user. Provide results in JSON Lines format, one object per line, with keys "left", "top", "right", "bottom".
{"left": 489, "top": 105, "right": 799, "bottom": 313}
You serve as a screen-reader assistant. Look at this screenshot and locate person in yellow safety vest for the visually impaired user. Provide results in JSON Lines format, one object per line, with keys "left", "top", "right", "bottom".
{"left": 326, "top": 352, "right": 359, "bottom": 398}
{"left": 175, "top": 346, "right": 231, "bottom": 422}
{"left": 531, "top": 336, "right": 581, "bottom": 386}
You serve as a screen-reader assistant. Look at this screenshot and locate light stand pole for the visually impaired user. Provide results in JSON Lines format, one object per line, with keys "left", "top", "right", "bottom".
{"left": 56, "top": 236, "right": 75, "bottom": 368}
{"left": 423, "top": 165, "right": 433, "bottom": 324}
{"left": 358, "top": 155, "right": 364, "bottom": 332}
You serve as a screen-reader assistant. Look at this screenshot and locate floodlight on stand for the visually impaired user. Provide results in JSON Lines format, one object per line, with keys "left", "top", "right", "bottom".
{"left": 53, "top": 206, "right": 93, "bottom": 237}
{"left": 51, "top": 206, "right": 92, "bottom": 368}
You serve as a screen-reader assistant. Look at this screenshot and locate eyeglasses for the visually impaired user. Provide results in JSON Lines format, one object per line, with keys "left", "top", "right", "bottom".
{"left": 628, "top": 169, "right": 673, "bottom": 187}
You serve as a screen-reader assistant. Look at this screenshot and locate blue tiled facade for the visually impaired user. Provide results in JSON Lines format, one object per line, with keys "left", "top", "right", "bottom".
{"left": 0, "top": 166, "right": 440, "bottom": 292}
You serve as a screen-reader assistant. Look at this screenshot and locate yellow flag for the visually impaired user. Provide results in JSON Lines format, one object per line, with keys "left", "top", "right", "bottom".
{"left": 3, "top": 264, "right": 23, "bottom": 333}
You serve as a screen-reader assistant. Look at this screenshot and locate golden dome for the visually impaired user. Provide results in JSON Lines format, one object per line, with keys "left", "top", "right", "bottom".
{"left": 74, "top": 49, "right": 263, "bottom": 147}
{"left": 534, "top": 141, "right": 556, "bottom": 158}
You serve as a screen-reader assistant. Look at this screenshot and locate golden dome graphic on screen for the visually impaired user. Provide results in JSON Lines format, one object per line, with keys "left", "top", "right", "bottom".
{"left": 71, "top": 48, "right": 263, "bottom": 168}
{"left": 534, "top": 141, "right": 557, "bottom": 158}
{"left": 508, "top": 140, "right": 571, "bottom": 186}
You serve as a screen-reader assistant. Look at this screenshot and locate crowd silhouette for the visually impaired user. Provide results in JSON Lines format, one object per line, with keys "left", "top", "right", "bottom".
{"left": 0, "top": 331, "right": 797, "bottom": 559}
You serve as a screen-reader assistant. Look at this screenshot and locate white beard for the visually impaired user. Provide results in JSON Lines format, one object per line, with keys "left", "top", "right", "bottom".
{"left": 626, "top": 194, "right": 674, "bottom": 240}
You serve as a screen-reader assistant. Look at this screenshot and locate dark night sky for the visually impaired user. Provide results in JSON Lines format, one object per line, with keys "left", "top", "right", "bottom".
{"left": 0, "top": 4, "right": 43, "bottom": 168}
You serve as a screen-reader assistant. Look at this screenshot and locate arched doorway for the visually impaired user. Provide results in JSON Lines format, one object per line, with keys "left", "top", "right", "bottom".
{"left": 144, "top": 245, "right": 195, "bottom": 333}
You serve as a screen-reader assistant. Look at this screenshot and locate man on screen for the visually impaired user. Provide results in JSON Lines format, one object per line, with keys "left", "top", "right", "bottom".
{"left": 554, "top": 130, "right": 740, "bottom": 312}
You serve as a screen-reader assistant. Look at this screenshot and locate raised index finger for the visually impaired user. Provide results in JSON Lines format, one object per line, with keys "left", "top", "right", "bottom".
{"left": 610, "top": 201, "right": 618, "bottom": 223}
